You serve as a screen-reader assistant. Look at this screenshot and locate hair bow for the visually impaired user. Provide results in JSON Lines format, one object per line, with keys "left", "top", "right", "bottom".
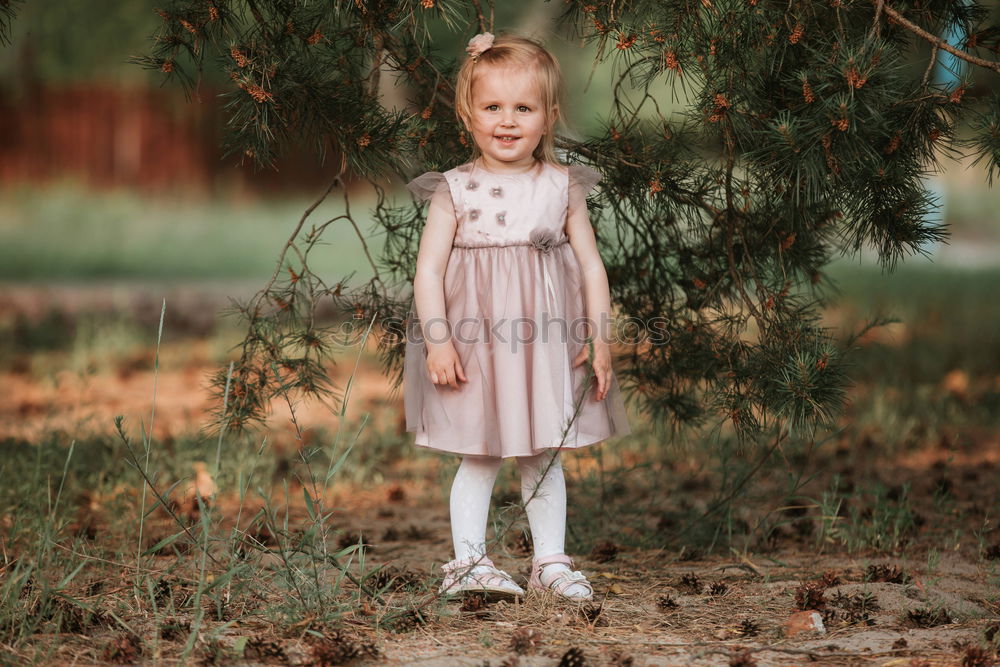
{"left": 466, "top": 32, "right": 495, "bottom": 59}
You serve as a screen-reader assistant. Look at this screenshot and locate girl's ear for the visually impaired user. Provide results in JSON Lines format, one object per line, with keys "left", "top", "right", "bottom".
{"left": 547, "top": 105, "right": 560, "bottom": 134}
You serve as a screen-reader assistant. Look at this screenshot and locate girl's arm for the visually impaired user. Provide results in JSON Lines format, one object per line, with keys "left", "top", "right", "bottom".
{"left": 413, "top": 186, "right": 467, "bottom": 389}
{"left": 566, "top": 201, "right": 613, "bottom": 401}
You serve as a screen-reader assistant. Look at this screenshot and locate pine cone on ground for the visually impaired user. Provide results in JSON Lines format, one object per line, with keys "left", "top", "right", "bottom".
{"left": 657, "top": 594, "right": 679, "bottom": 610}
{"left": 864, "top": 563, "right": 909, "bottom": 584}
{"left": 508, "top": 627, "right": 541, "bottom": 655}
{"left": 728, "top": 649, "right": 758, "bottom": 667}
{"left": 610, "top": 651, "right": 634, "bottom": 666}
{"left": 306, "top": 631, "right": 380, "bottom": 666}
{"left": 738, "top": 618, "right": 760, "bottom": 637}
{"left": 578, "top": 603, "right": 607, "bottom": 627}
{"left": 558, "top": 646, "right": 587, "bottom": 667}
{"left": 678, "top": 573, "right": 701, "bottom": 593}
{"left": 461, "top": 593, "right": 488, "bottom": 613}
{"left": 243, "top": 638, "right": 285, "bottom": 661}
{"left": 709, "top": 581, "right": 729, "bottom": 596}
{"left": 794, "top": 580, "right": 827, "bottom": 610}
{"left": 383, "top": 608, "right": 426, "bottom": 633}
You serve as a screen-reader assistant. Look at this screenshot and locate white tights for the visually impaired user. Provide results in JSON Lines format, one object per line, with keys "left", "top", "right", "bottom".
{"left": 449, "top": 452, "right": 585, "bottom": 593}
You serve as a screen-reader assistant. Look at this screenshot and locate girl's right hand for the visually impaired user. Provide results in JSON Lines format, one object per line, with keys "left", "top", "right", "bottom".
{"left": 426, "top": 342, "right": 468, "bottom": 389}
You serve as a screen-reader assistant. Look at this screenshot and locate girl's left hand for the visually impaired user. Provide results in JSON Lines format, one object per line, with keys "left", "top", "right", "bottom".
{"left": 572, "top": 341, "right": 611, "bottom": 401}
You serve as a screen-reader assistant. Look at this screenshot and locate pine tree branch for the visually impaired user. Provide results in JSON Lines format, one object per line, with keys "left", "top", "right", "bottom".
{"left": 380, "top": 33, "right": 455, "bottom": 106}
{"left": 869, "top": 0, "right": 885, "bottom": 42}
{"left": 881, "top": 2, "right": 1000, "bottom": 75}
{"left": 562, "top": 140, "right": 722, "bottom": 218}
{"left": 469, "top": 0, "right": 487, "bottom": 34}
{"left": 920, "top": 44, "right": 939, "bottom": 89}
{"left": 367, "top": 35, "right": 384, "bottom": 101}
{"left": 260, "top": 156, "right": 345, "bottom": 299}
{"left": 347, "top": 179, "right": 387, "bottom": 287}
{"left": 722, "top": 121, "right": 765, "bottom": 327}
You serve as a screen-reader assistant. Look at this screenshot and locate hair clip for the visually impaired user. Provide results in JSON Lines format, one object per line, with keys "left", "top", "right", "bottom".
{"left": 466, "top": 32, "right": 495, "bottom": 60}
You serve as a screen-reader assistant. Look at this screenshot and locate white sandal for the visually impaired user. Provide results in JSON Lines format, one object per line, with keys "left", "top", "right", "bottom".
{"left": 439, "top": 556, "right": 525, "bottom": 599}
{"left": 528, "top": 553, "right": 594, "bottom": 600}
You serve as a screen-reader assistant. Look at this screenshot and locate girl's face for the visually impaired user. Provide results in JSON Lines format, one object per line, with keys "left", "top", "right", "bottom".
{"left": 468, "top": 65, "right": 552, "bottom": 172}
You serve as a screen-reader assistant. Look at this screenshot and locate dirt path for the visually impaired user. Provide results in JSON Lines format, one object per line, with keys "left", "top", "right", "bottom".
{"left": 291, "top": 476, "right": 999, "bottom": 666}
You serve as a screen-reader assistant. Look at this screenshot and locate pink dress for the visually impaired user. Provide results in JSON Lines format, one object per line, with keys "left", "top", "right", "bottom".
{"left": 402, "top": 159, "right": 631, "bottom": 458}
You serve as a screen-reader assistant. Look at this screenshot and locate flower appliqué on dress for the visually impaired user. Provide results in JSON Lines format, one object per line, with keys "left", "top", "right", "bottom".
{"left": 529, "top": 228, "right": 558, "bottom": 254}
{"left": 496, "top": 211, "right": 507, "bottom": 225}
{"left": 490, "top": 186, "right": 503, "bottom": 198}
{"left": 466, "top": 180, "right": 479, "bottom": 191}
{"left": 469, "top": 208, "right": 481, "bottom": 221}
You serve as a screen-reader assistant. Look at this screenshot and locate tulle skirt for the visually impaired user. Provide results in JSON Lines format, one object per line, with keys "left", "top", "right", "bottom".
{"left": 403, "top": 240, "right": 630, "bottom": 458}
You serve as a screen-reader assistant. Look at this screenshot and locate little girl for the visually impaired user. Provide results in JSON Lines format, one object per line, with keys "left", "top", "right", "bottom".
{"left": 402, "top": 32, "right": 630, "bottom": 601}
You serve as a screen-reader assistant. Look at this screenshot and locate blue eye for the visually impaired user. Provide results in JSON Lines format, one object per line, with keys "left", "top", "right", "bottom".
{"left": 486, "top": 104, "right": 499, "bottom": 111}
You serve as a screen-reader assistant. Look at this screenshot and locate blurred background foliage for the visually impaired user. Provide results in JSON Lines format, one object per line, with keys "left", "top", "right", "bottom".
{"left": 0, "top": 1, "right": 998, "bottom": 284}
{"left": 0, "top": 0, "right": 690, "bottom": 282}
{"left": 0, "top": 0, "right": 171, "bottom": 86}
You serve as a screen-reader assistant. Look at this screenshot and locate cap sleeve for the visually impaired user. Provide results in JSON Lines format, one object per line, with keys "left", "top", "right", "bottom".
{"left": 405, "top": 170, "right": 457, "bottom": 228}
{"left": 406, "top": 171, "right": 447, "bottom": 203}
{"left": 567, "top": 163, "right": 603, "bottom": 218}
{"left": 568, "top": 163, "right": 603, "bottom": 194}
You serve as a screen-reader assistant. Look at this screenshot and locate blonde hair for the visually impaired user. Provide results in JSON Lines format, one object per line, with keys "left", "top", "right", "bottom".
{"left": 454, "top": 34, "right": 564, "bottom": 165}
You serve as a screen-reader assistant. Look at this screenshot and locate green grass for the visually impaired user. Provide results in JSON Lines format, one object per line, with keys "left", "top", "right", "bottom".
{"left": 0, "top": 182, "right": 384, "bottom": 281}
{"left": 823, "top": 260, "right": 1000, "bottom": 443}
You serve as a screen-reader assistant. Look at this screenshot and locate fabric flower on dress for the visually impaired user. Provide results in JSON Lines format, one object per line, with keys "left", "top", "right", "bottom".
{"left": 529, "top": 228, "right": 558, "bottom": 254}
{"left": 466, "top": 32, "right": 495, "bottom": 59}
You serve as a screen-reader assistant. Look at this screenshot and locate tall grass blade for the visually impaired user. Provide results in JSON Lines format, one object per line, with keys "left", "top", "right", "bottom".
{"left": 136, "top": 299, "right": 166, "bottom": 591}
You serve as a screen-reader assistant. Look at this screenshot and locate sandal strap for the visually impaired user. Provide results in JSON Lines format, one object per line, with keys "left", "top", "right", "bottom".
{"left": 473, "top": 569, "right": 515, "bottom": 587}
{"left": 529, "top": 553, "right": 593, "bottom": 598}
{"left": 442, "top": 555, "right": 495, "bottom": 573}
{"left": 441, "top": 556, "right": 522, "bottom": 592}
{"left": 548, "top": 568, "right": 592, "bottom": 596}
{"left": 532, "top": 553, "right": 574, "bottom": 568}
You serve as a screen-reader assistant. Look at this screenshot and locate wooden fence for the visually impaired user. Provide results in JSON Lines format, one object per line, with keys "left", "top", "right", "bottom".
{"left": 0, "top": 83, "right": 344, "bottom": 194}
